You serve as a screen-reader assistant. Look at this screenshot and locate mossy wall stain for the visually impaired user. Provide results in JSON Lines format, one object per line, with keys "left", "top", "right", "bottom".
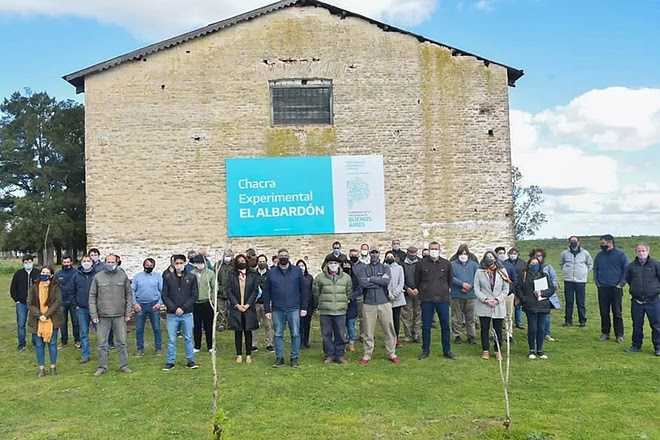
{"left": 265, "top": 127, "right": 337, "bottom": 157}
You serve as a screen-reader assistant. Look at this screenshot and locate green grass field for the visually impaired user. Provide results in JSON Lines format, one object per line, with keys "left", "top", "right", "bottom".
{"left": 1, "top": 237, "right": 659, "bottom": 439}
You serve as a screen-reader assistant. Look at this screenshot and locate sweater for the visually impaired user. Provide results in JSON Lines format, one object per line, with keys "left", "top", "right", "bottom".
{"left": 312, "top": 268, "right": 353, "bottom": 316}
{"left": 414, "top": 256, "right": 453, "bottom": 303}
{"left": 450, "top": 260, "right": 478, "bottom": 299}
{"left": 263, "top": 264, "right": 308, "bottom": 313}
{"left": 89, "top": 269, "right": 133, "bottom": 319}
{"left": 594, "top": 248, "right": 629, "bottom": 287}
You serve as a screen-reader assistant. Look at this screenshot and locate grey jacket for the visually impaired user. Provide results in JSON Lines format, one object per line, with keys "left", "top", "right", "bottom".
{"left": 473, "top": 268, "right": 508, "bottom": 319}
{"left": 89, "top": 269, "right": 133, "bottom": 319}
{"left": 559, "top": 248, "right": 593, "bottom": 283}
{"left": 386, "top": 262, "right": 406, "bottom": 308}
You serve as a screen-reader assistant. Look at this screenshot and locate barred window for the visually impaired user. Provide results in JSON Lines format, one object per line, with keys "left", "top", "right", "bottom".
{"left": 270, "top": 79, "right": 333, "bottom": 125}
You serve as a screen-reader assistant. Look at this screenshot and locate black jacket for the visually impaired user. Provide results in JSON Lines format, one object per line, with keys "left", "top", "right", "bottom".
{"left": 255, "top": 268, "right": 269, "bottom": 304}
{"left": 625, "top": 257, "right": 660, "bottom": 300}
{"left": 68, "top": 267, "right": 96, "bottom": 309}
{"left": 162, "top": 271, "right": 198, "bottom": 314}
{"left": 518, "top": 270, "right": 555, "bottom": 313}
{"left": 10, "top": 268, "right": 40, "bottom": 304}
{"left": 414, "top": 256, "right": 452, "bottom": 303}
{"left": 226, "top": 270, "right": 259, "bottom": 331}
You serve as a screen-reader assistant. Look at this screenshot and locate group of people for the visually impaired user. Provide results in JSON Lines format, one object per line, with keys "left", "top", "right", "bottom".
{"left": 9, "top": 235, "right": 660, "bottom": 376}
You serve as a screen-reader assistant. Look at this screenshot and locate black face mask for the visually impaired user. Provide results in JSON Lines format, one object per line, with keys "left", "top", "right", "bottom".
{"left": 62, "top": 265, "right": 72, "bottom": 270}
{"left": 385, "top": 258, "right": 395, "bottom": 265}
{"left": 144, "top": 267, "right": 154, "bottom": 274}
{"left": 569, "top": 241, "right": 579, "bottom": 249}
{"left": 235, "top": 262, "right": 247, "bottom": 270}
{"left": 342, "top": 266, "right": 352, "bottom": 275}
{"left": 349, "top": 256, "right": 359, "bottom": 263}
{"left": 278, "top": 257, "right": 289, "bottom": 266}
{"left": 600, "top": 245, "right": 609, "bottom": 252}
{"left": 257, "top": 263, "right": 267, "bottom": 270}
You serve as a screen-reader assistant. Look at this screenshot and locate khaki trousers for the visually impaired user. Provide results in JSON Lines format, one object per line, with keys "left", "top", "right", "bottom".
{"left": 401, "top": 294, "right": 421, "bottom": 341}
{"left": 450, "top": 298, "right": 476, "bottom": 338}
{"left": 362, "top": 303, "right": 397, "bottom": 359}
{"left": 253, "top": 303, "right": 273, "bottom": 348}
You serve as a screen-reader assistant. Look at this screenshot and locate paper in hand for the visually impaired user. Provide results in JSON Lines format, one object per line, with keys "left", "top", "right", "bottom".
{"left": 534, "top": 277, "right": 548, "bottom": 300}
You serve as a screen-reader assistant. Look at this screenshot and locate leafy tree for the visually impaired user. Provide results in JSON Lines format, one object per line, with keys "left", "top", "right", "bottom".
{"left": 0, "top": 90, "right": 85, "bottom": 264}
{"left": 512, "top": 166, "right": 547, "bottom": 239}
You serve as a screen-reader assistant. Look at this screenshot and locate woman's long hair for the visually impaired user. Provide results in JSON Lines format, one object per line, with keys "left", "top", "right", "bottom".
{"left": 295, "top": 259, "right": 309, "bottom": 276}
{"left": 233, "top": 254, "right": 247, "bottom": 274}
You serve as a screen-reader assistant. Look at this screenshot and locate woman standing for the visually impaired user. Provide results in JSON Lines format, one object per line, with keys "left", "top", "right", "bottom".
{"left": 27, "top": 265, "right": 64, "bottom": 377}
{"left": 296, "top": 260, "right": 315, "bottom": 349}
{"left": 226, "top": 254, "right": 259, "bottom": 364}
{"left": 384, "top": 251, "right": 406, "bottom": 347}
{"left": 473, "top": 251, "right": 510, "bottom": 360}
{"left": 517, "top": 256, "right": 554, "bottom": 359}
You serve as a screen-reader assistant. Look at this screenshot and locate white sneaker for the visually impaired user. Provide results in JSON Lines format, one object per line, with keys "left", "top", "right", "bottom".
{"left": 539, "top": 353, "right": 548, "bottom": 359}
{"left": 193, "top": 348, "right": 200, "bottom": 353}
{"left": 208, "top": 349, "right": 214, "bottom": 353}
{"left": 528, "top": 353, "right": 537, "bottom": 360}
{"left": 545, "top": 335, "right": 555, "bottom": 342}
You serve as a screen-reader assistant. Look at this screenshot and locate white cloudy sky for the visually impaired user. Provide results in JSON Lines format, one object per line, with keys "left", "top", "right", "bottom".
{"left": 1, "top": 0, "right": 659, "bottom": 239}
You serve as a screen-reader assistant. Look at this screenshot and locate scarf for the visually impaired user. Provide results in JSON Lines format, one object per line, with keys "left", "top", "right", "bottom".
{"left": 485, "top": 266, "right": 513, "bottom": 289}
{"left": 37, "top": 281, "right": 54, "bottom": 343}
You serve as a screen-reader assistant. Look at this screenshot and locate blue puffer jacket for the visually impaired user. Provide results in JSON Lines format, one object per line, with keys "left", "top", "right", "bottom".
{"left": 68, "top": 266, "right": 96, "bottom": 309}
{"left": 263, "top": 264, "right": 308, "bottom": 313}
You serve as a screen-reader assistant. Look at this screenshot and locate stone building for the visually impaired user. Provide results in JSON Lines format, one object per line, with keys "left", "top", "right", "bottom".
{"left": 64, "top": 0, "right": 523, "bottom": 274}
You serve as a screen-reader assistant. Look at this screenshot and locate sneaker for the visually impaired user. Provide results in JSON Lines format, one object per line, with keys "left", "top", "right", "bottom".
{"left": 324, "top": 357, "right": 334, "bottom": 365}
{"left": 538, "top": 352, "right": 548, "bottom": 359}
{"left": 599, "top": 334, "right": 610, "bottom": 342}
{"left": 193, "top": 348, "right": 201, "bottom": 353}
{"left": 155, "top": 350, "right": 162, "bottom": 356}
{"left": 162, "top": 363, "right": 175, "bottom": 371}
{"left": 93, "top": 368, "right": 106, "bottom": 377}
{"left": 266, "top": 346, "right": 274, "bottom": 353}
{"left": 359, "top": 358, "right": 370, "bottom": 365}
{"left": 37, "top": 369, "right": 46, "bottom": 378}
{"left": 624, "top": 346, "right": 641, "bottom": 353}
{"left": 109, "top": 345, "right": 115, "bottom": 350}
{"left": 50, "top": 367, "right": 57, "bottom": 376}
{"left": 655, "top": 348, "right": 660, "bottom": 357}
{"left": 186, "top": 361, "right": 199, "bottom": 369}
{"left": 528, "top": 352, "right": 537, "bottom": 360}
{"left": 545, "top": 335, "right": 555, "bottom": 342}
{"left": 395, "top": 340, "right": 403, "bottom": 348}
{"left": 454, "top": 336, "right": 462, "bottom": 345}
{"left": 273, "top": 358, "right": 285, "bottom": 368}
{"left": 120, "top": 367, "right": 133, "bottom": 374}
{"left": 390, "top": 356, "right": 401, "bottom": 364}
{"left": 562, "top": 322, "right": 572, "bottom": 327}
{"left": 252, "top": 346, "right": 259, "bottom": 352}
{"left": 579, "top": 322, "right": 587, "bottom": 328}
{"left": 418, "top": 352, "right": 429, "bottom": 360}
{"left": 348, "top": 343, "right": 355, "bottom": 352}
{"left": 444, "top": 352, "right": 457, "bottom": 360}
{"left": 79, "top": 358, "right": 89, "bottom": 364}
{"left": 208, "top": 349, "right": 214, "bottom": 353}
{"left": 57, "top": 343, "right": 67, "bottom": 350}
{"left": 482, "top": 351, "right": 490, "bottom": 360}
{"left": 515, "top": 324, "right": 525, "bottom": 330}
{"left": 135, "top": 350, "right": 144, "bottom": 357}
{"left": 467, "top": 336, "right": 476, "bottom": 345}
{"left": 616, "top": 336, "right": 624, "bottom": 344}
{"left": 495, "top": 352, "right": 502, "bottom": 360}
{"left": 16, "top": 344, "right": 26, "bottom": 352}
{"left": 290, "top": 358, "right": 299, "bottom": 368}
{"left": 75, "top": 342, "right": 82, "bottom": 349}
{"left": 335, "top": 357, "right": 348, "bottom": 365}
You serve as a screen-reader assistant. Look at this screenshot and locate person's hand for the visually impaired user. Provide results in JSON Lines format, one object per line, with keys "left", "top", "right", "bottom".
{"left": 152, "top": 304, "right": 161, "bottom": 311}
{"left": 462, "top": 283, "right": 472, "bottom": 291}
{"left": 300, "top": 310, "right": 308, "bottom": 318}
{"left": 412, "top": 289, "right": 419, "bottom": 296}
{"left": 133, "top": 304, "right": 142, "bottom": 313}
{"left": 125, "top": 316, "right": 131, "bottom": 322}
{"left": 39, "top": 315, "right": 47, "bottom": 322}
{"left": 534, "top": 290, "right": 542, "bottom": 298}
{"left": 175, "top": 308, "right": 184, "bottom": 316}
{"left": 243, "top": 304, "right": 250, "bottom": 310}
{"left": 555, "top": 284, "right": 561, "bottom": 291}
{"left": 16, "top": 301, "right": 20, "bottom": 304}
{"left": 265, "top": 313, "right": 272, "bottom": 320}
{"left": 616, "top": 284, "right": 622, "bottom": 289}
{"left": 406, "top": 287, "right": 414, "bottom": 295}
{"left": 92, "top": 317, "right": 100, "bottom": 324}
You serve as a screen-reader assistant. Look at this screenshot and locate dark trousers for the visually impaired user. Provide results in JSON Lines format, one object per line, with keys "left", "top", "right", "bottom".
{"left": 392, "top": 306, "right": 403, "bottom": 340}
{"left": 564, "top": 281, "right": 587, "bottom": 324}
{"left": 193, "top": 301, "right": 214, "bottom": 350}
{"left": 60, "top": 303, "right": 80, "bottom": 344}
{"left": 598, "top": 286, "right": 624, "bottom": 337}
{"left": 300, "top": 312, "right": 312, "bottom": 347}
{"left": 421, "top": 301, "right": 451, "bottom": 355}
{"left": 320, "top": 314, "right": 346, "bottom": 359}
{"left": 630, "top": 297, "right": 660, "bottom": 349}
{"left": 527, "top": 311, "right": 548, "bottom": 353}
{"left": 234, "top": 314, "right": 253, "bottom": 356}
{"left": 479, "top": 317, "right": 503, "bottom": 352}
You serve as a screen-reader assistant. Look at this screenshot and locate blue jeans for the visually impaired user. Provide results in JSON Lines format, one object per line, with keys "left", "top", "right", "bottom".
{"left": 515, "top": 306, "right": 523, "bottom": 326}
{"left": 544, "top": 313, "right": 552, "bottom": 336}
{"left": 272, "top": 310, "right": 301, "bottom": 360}
{"left": 166, "top": 313, "right": 194, "bottom": 364}
{"left": 421, "top": 301, "right": 451, "bottom": 355}
{"left": 33, "top": 329, "right": 59, "bottom": 367}
{"left": 61, "top": 303, "right": 80, "bottom": 344}
{"left": 135, "top": 301, "right": 162, "bottom": 351}
{"left": 346, "top": 317, "right": 356, "bottom": 344}
{"left": 527, "top": 311, "right": 548, "bottom": 352}
{"left": 76, "top": 307, "right": 95, "bottom": 360}
{"left": 16, "top": 302, "right": 28, "bottom": 346}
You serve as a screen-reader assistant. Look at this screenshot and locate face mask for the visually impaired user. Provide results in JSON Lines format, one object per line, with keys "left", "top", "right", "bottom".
{"left": 105, "top": 264, "right": 118, "bottom": 273}
{"left": 569, "top": 241, "right": 579, "bottom": 249}
{"left": 392, "top": 245, "right": 400, "bottom": 251}
{"left": 509, "top": 254, "right": 518, "bottom": 261}
{"left": 81, "top": 261, "right": 93, "bottom": 271}
{"left": 40, "top": 274, "right": 51, "bottom": 282}
{"left": 144, "top": 267, "right": 154, "bottom": 274}
{"left": 328, "top": 263, "right": 340, "bottom": 272}
{"left": 429, "top": 250, "right": 440, "bottom": 259}
{"left": 407, "top": 254, "right": 418, "bottom": 261}
{"left": 195, "top": 263, "right": 205, "bottom": 271}
{"left": 342, "top": 264, "right": 352, "bottom": 274}
{"left": 91, "top": 256, "right": 99, "bottom": 263}
{"left": 258, "top": 262, "right": 267, "bottom": 270}
{"left": 535, "top": 256, "right": 544, "bottom": 263}
{"left": 384, "top": 258, "right": 395, "bottom": 265}
{"left": 458, "top": 255, "right": 468, "bottom": 263}
{"left": 485, "top": 258, "right": 496, "bottom": 267}
{"left": 497, "top": 254, "right": 507, "bottom": 262}
{"left": 360, "top": 250, "right": 369, "bottom": 257}
{"left": 236, "top": 262, "right": 247, "bottom": 270}
{"left": 637, "top": 252, "right": 649, "bottom": 260}
{"left": 600, "top": 245, "right": 609, "bottom": 252}
{"left": 224, "top": 256, "right": 232, "bottom": 264}
{"left": 349, "top": 256, "right": 359, "bottom": 263}
{"left": 370, "top": 254, "right": 380, "bottom": 264}
{"left": 298, "top": 265, "right": 306, "bottom": 272}
{"left": 529, "top": 264, "right": 540, "bottom": 272}
{"left": 333, "top": 249, "right": 340, "bottom": 256}
{"left": 62, "top": 264, "right": 72, "bottom": 270}
{"left": 24, "top": 263, "right": 33, "bottom": 270}
{"left": 174, "top": 264, "right": 185, "bottom": 273}
{"left": 279, "top": 257, "right": 289, "bottom": 266}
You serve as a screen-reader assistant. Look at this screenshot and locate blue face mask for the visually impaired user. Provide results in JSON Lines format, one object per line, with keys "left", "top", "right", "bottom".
{"left": 529, "top": 264, "right": 540, "bottom": 272}
{"left": 40, "top": 274, "right": 51, "bottom": 282}
{"left": 24, "top": 263, "right": 33, "bottom": 271}
{"left": 333, "top": 249, "right": 340, "bottom": 256}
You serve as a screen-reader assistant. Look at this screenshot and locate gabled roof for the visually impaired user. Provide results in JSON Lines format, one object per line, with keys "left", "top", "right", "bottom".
{"left": 63, "top": 0, "right": 524, "bottom": 93}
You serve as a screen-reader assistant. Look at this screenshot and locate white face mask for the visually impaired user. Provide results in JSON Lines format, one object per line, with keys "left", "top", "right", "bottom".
{"left": 174, "top": 264, "right": 185, "bottom": 272}
{"left": 360, "top": 250, "right": 369, "bottom": 257}
{"left": 429, "top": 249, "right": 440, "bottom": 259}
{"left": 328, "top": 263, "right": 340, "bottom": 272}
{"left": 497, "top": 254, "right": 507, "bottom": 262}
{"left": 224, "top": 256, "right": 232, "bottom": 263}
{"left": 458, "top": 255, "right": 468, "bottom": 263}
{"left": 195, "top": 263, "right": 205, "bottom": 271}
{"left": 509, "top": 254, "right": 518, "bottom": 261}
{"left": 81, "top": 261, "right": 93, "bottom": 271}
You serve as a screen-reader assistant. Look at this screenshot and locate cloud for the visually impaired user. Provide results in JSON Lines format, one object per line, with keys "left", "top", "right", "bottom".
{"left": 475, "top": 0, "right": 494, "bottom": 11}
{"left": 0, "top": 0, "right": 439, "bottom": 40}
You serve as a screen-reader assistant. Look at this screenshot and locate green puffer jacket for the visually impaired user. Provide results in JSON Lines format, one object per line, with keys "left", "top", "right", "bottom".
{"left": 312, "top": 267, "right": 353, "bottom": 316}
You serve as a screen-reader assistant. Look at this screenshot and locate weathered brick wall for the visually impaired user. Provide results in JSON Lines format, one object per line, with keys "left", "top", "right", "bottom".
{"left": 83, "top": 6, "right": 515, "bottom": 275}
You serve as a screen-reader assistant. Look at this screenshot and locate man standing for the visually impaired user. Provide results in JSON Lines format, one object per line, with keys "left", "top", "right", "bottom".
{"left": 56, "top": 256, "right": 79, "bottom": 349}
{"left": 88, "top": 248, "right": 105, "bottom": 274}
{"left": 10, "top": 254, "right": 39, "bottom": 351}
{"left": 313, "top": 255, "right": 353, "bottom": 364}
{"left": 401, "top": 246, "right": 422, "bottom": 343}
{"left": 594, "top": 234, "right": 629, "bottom": 343}
{"left": 391, "top": 239, "right": 407, "bottom": 265}
{"left": 414, "top": 241, "right": 455, "bottom": 360}
{"left": 253, "top": 254, "right": 274, "bottom": 352}
{"left": 507, "top": 248, "right": 526, "bottom": 329}
{"left": 263, "top": 248, "right": 308, "bottom": 368}
{"left": 89, "top": 254, "right": 133, "bottom": 376}
{"left": 495, "top": 247, "right": 518, "bottom": 342}
{"left": 623, "top": 244, "right": 660, "bottom": 356}
{"left": 161, "top": 254, "right": 199, "bottom": 371}
{"left": 559, "top": 236, "right": 593, "bottom": 327}
{"left": 69, "top": 255, "right": 97, "bottom": 363}
{"left": 190, "top": 254, "right": 216, "bottom": 353}
{"left": 131, "top": 258, "right": 163, "bottom": 356}
{"left": 450, "top": 245, "right": 478, "bottom": 345}
{"left": 355, "top": 248, "right": 399, "bottom": 364}
{"left": 322, "top": 241, "right": 348, "bottom": 268}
